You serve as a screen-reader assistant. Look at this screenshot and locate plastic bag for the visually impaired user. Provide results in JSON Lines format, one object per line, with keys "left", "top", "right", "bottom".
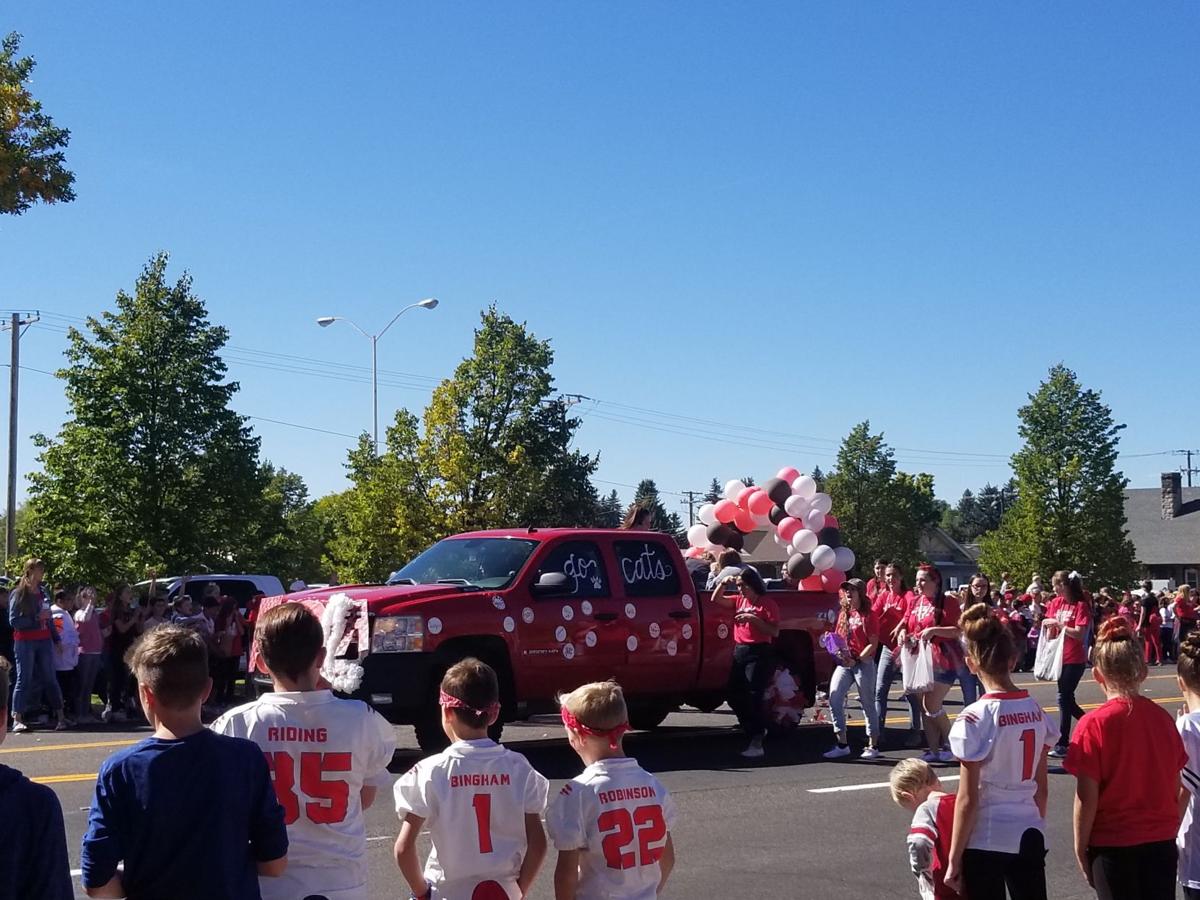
{"left": 764, "top": 666, "right": 810, "bottom": 730}
{"left": 901, "top": 639, "right": 935, "bottom": 695}
{"left": 1034, "top": 628, "right": 1064, "bottom": 682}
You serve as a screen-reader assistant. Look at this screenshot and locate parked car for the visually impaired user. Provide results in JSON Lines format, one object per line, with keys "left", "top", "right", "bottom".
{"left": 134, "top": 574, "right": 285, "bottom": 610}
{"left": 282, "top": 528, "right": 837, "bottom": 751}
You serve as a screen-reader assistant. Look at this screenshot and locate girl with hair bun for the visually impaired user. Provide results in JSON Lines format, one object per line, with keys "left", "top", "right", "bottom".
{"left": 945, "top": 603, "right": 1057, "bottom": 899}
{"left": 1043, "top": 571, "right": 1092, "bottom": 758}
{"left": 1174, "top": 630, "right": 1200, "bottom": 897}
{"left": 1063, "top": 618, "right": 1185, "bottom": 899}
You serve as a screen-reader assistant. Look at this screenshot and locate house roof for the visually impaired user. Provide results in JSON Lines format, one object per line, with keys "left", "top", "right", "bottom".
{"left": 919, "top": 527, "right": 979, "bottom": 568}
{"left": 1124, "top": 487, "right": 1200, "bottom": 565}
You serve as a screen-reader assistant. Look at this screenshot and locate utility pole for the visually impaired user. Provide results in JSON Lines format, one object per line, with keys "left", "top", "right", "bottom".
{"left": 680, "top": 490, "right": 703, "bottom": 527}
{"left": 1176, "top": 449, "right": 1200, "bottom": 488}
{"left": 4, "top": 311, "right": 38, "bottom": 566}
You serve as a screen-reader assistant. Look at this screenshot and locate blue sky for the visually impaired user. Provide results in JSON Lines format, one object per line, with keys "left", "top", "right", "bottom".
{"left": 3, "top": 4, "right": 1197, "bottom": 514}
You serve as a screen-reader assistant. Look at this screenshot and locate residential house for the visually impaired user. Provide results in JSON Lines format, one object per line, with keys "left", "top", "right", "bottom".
{"left": 1124, "top": 473, "right": 1200, "bottom": 588}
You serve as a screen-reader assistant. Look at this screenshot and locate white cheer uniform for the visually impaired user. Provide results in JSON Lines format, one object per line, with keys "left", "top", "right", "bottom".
{"left": 546, "top": 757, "right": 676, "bottom": 900}
{"left": 394, "top": 738, "right": 550, "bottom": 900}
{"left": 213, "top": 690, "right": 397, "bottom": 900}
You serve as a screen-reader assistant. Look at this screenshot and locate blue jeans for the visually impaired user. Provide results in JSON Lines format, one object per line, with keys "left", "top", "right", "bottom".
{"left": 12, "top": 638, "right": 63, "bottom": 716}
{"left": 830, "top": 657, "right": 880, "bottom": 739}
{"left": 876, "top": 644, "right": 922, "bottom": 731}
{"left": 957, "top": 664, "right": 980, "bottom": 706}
{"left": 1057, "top": 662, "right": 1087, "bottom": 747}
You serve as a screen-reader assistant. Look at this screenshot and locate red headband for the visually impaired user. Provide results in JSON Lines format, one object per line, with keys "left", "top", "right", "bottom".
{"left": 560, "top": 707, "right": 630, "bottom": 749}
{"left": 439, "top": 689, "right": 500, "bottom": 719}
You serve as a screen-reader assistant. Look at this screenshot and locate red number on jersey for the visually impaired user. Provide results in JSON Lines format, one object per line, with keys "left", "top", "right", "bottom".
{"left": 473, "top": 793, "right": 494, "bottom": 853}
{"left": 265, "top": 751, "right": 353, "bottom": 825}
{"left": 599, "top": 804, "right": 667, "bottom": 869}
{"left": 1019, "top": 728, "right": 1036, "bottom": 781}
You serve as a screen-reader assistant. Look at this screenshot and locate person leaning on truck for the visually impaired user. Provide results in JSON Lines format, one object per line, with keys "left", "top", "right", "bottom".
{"left": 710, "top": 565, "right": 780, "bottom": 760}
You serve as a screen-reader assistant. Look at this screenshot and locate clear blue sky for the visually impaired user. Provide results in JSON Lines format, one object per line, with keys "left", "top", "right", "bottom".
{"left": 3, "top": 5, "right": 1198, "bottom": 514}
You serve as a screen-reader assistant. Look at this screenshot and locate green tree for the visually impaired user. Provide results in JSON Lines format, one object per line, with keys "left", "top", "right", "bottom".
{"left": 824, "top": 422, "right": 936, "bottom": 573}
{"left": 811, "top": 465, "right": 826, "bottom": 489}
{"left": 1, "top": 33, "right": 75, "bottom": 215}
{"left": 236, "top": 464, "right": 331, "bottom": 582}
{"left": 703, "top": 478, "right": 722, "bottom": 505}
{"left": 419, "top": 307, "right": 599, "bottom": 532}
{"left": 631, "top": 479, "right": 683, "bottom": 534}
{"left": 942, "top": 483, "right": 1008, "bottom": 542}
{"left": 23, "top": 253, "right": 264, "bottom": 584}
{"left": 979, "top": 365, "right": 1138, "bottom": 587}
{"left": 594, "top": 489, "right": 623, "bottom": 528}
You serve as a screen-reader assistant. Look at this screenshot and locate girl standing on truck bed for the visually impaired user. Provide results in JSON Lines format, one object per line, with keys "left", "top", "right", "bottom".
{"left": 710, "top": 566, "right": 779, "bottom": 760}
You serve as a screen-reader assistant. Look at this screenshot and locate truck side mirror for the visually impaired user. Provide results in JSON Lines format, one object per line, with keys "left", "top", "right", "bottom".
{"left": 531, "top": 572, "right": 570, "bottom": 598}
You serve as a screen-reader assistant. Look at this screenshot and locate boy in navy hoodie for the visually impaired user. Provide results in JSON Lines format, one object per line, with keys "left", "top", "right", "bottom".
{"left": 0, "top": 657, "right": 73, "bottom": 899}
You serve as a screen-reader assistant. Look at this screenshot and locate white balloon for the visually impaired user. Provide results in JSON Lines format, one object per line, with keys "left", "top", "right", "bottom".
{"left": 804, "top": 509, "right": 827, "bottom": 531}
{"left": 792, "top": 528, "right": 819, "bottom": 554}
{"left": 810, "top": 492, "right": 833, "bottom": 515}
{"left": 791, "top": 475, "right": 817, "bottom": 499}
{"left": 834, "top": 546, "right": 856, "bottom": 572}
{"left": 723, "top": 479, "right": 746, "bottom": 501}
{"left": 751, "top": 512, "right": 771, "bottom": 527}
{"left": 811, "top": 544, "right": 837, "bottom": 572}
{"left": 783, "top": 495, "right": 809, "bottom": 518}
{"left": 687, "top": 524, "right": 708, "bottom": 548}
{"left": 697, "top": 503, "right": 717, "bottom": 526}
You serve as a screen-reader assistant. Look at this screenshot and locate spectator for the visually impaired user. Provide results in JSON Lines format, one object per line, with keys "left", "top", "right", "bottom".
{"left": 620, "top": 502, "right": 655, "bottom": 531}
{"left": 1162, "top": 594, "right": 1177, "bottom": 663}
{"left": 1183, "top": 587, "right": 1200, "bottom": 646}
{"left": 101, "top": 583, "right": 143, "bottom": 724}
{"left": 874, "top": 562, "right": 922, "bottom": 744}
{"left": 824, "top": 578, "right": 882, "bottom": 760}
{"left": 74, "top": 586, "right": 104, "bottom": 723}
{"left": 50, "top": 589, "right": 80, "bottom": 728}
{"left": 7, "top": 559, "right": 66, "bottom": 733}
{"left": 0, "top": 657, "right": 75, "bottom": 899}
{"left": 867, "top": 558, "right": 888, "bottom": 601}
{"left": 999, "top": 572, "right": 1012, "bottom": 596}
{"left": 1027, "top": 573, "right": 1043, "bottom": 595}
{"left": 211, "top": 595, "right": 246, "bottom": 706}
{"left": 1140, "top": 593, "right": 1163, "bottom": 666}
{"left": 1045, "top": 572, "right": 1092, "bottom": 759}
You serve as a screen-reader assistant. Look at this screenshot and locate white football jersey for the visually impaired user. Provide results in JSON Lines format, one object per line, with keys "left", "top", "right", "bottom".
{"left": 394, "top": 738, "right": 550, "bottom": 900}
{"left": 212, "top": 690, "right": 397, "bottom": 900}
{"left": 1177, "top": 711, "right": 1200, "bottom": 888}
{"left": 545, "top": 757, "right": 676, "bottom": 900}
{"left": 949, "top": 689, "right": 1059, "bottom": 853}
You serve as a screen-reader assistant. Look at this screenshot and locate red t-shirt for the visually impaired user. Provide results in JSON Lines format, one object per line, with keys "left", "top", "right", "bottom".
{"left": 906, "top": 594, "right": 962, "bottom": 673}
{"left": 866, "top": 577, "right": 883, "bottom": 601}
{"left": 1178, "top": 598, "right": 1198, "bottom": 623}
{"left": 840, "top": 607, "right": 879, "bottom": 660}
{"left": 734, "top": 593, "right": 780, "bottom": 645}
{"left": 1045, "top": 596, "right": 1091, "bottom": 665}
{"left": 873, "top": 589, "right": 912, "bottom": 651}
{"left": 1065, "top": 695, "right": 1187, "bottom": 847}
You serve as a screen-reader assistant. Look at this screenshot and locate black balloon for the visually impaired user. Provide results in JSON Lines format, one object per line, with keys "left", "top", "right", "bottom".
{"left": 786, "top": 553, "right": 815, "bottom": 581}
{"left": 706, "top": 522, "right": 734, "bottom": 547}
{"left": 764, "top": 477, "right": 792, "bottom": 507}
{"left": 817, "top": 526, "right": 842, "bottom": 549}
{"left": 768, "top": 505, "right": 789, "bottom": 526}
{"left": 726, "top": 530, "right": 744, "bottom": 551}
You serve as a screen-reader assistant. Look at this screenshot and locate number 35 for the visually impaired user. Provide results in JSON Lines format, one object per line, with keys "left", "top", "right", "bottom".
{"left": 598, "top": 805, "right": 667, "bottom": 869}
{"left": 265, "top": 751, "right": 352, "bottom": 825}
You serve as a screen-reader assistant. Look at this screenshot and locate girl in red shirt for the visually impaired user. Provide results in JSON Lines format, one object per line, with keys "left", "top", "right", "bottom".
{"left": 896, "top": 564, "right": 962, "bottom": 764}
{"left": 824, "top": 578, "right": 881, "bottom": 760}
{"left": 1064, "top": 618, "right": 1185, "bottom": 899}
{"left": 710, "top": 566, "right": 779, "bottom": 760}
{"left": 1042, "top": 571, "right": 1092, "bottom": 758}
{"left": 1138, "top": 594, "right": 1163, "bottom": 666}
{"left": 874, "top": 562, "right": 922, "bottom": 737}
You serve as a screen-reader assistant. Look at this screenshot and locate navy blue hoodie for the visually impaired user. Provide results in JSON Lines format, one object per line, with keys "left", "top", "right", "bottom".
{"left": 0, "top": 763, "right": 73, "bottom": 900}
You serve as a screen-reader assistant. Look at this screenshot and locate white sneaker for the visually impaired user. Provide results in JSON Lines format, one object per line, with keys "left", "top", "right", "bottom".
{"left": 740, "top": 739, "right": 765, "bottom": 759}
{"left": 100, "top": 706, "right": 112, "bottom": 724}
{"left": 938, "top": 750, "right": 956, "bottom": 763}
{"left": 10, "top": 721, "right": 28, "bottom": 734}
{"left": 861, "top": 747, "right": 882, "bottom": 760}
{"left": 920, "top": 750, "right": 939, "bottom": 763}
{"left": 823, "top": 745, "right": 852, "bottom": 759}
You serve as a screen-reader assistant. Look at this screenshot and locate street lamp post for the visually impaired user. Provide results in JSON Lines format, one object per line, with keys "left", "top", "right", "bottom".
{"left": 317, "top": 297, "right": 438, "bottom": 452}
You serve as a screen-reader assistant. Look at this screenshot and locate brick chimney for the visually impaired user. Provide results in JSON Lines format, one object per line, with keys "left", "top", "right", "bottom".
{"left": 1162, "top": 472, "right": 1183, "bottom": 519}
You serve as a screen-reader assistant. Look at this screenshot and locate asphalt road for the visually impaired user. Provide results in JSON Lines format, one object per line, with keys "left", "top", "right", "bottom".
{"left": 7, "top": 666, "right": 1188, "bottom": 899}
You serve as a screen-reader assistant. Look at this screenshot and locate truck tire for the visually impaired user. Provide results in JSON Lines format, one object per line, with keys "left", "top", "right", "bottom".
{"left": 413, "top": 651, "right": 508, "bottom": 754}
{"left": 627, "top": 703, "right": 674, "bottom": 731}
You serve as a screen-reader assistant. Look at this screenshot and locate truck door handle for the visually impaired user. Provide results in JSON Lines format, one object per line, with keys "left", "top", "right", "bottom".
{"left": 593, "top": 612, "right": 618, "bottom": 621}
{"left": 669, "top": 611, "right": 692, "bottom": 619}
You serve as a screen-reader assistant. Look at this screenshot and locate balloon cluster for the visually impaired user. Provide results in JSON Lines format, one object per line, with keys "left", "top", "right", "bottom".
{"left": 683, "top": 466, "right": 857, "bottom": 593}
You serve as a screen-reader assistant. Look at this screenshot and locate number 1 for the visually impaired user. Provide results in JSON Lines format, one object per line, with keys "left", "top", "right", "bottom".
{"left": 473, "top": 793, "right": 493, "bottom": 853}
{"left": 1019, "top": 728, "right": 1036, "bottom": 781}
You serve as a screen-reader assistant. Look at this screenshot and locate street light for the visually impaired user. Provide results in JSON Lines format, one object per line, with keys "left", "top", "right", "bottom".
{"left": 316, "top": 297, "right": 439, "bottom": 452}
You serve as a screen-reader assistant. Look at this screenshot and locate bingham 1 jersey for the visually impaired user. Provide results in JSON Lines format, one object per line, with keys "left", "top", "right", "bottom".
{"left": 394, "top": 738, "right": 550, "bottom": 900}
{"left": 948, "top": 689, "right": 1059, "bottom": 853}
{"left": 545, "top": 756, "right": 676, "bottom": 900}
{"left": 212, "top": 690, "right": 397, "bottom": 900}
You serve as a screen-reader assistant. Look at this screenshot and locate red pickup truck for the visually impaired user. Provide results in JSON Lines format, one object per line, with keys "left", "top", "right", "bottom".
{"left": 287, "top": 528, "right": 838, "bottom": 751}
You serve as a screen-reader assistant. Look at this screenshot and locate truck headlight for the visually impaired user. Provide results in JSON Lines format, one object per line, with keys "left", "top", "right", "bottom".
{"left": 371, "top": 615, "right": 425, "bottom": 653}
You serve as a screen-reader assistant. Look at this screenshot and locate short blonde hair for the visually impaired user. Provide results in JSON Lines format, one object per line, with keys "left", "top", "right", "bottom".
{"left": 559, "top": 680, "right": 628, "bottom": 732}
{"left": 889, "top": 757, "right": 937, "bottom": 805}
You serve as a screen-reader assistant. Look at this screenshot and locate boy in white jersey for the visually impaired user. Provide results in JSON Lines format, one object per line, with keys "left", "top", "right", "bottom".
{"left": 546, "top": 681, "right": 676, "bottom": 899}
{"left": 213, "top": 602, "right": 396, "bottom": 900}
{"left": 394, "top": 658, "right": 549, "bottom": 900}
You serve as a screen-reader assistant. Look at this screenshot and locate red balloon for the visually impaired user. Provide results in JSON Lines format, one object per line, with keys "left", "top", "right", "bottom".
{"left": 824, "top": 514, "right": 839, "bottom": 528}
{"left": 684, "top": 546, "right": 704, "bottom": 559}
{"left": 777, "top": 517, "right": 802, "bottom": 543}
{"left": 747, "top": 489, "right": 773, "bottom": 517}
{"left": 733, "top": 508, "right": 756, "bottom": 534}
{"left": 714, "top": 499, "right": 738, "bottom": 524}
{"left": 800, "top": 574, "right": 825, "bottom": 592}
{"left": 735, "top": 486, "right": 757, "bottom": 509}
{"left": 821, "top": 569, "right": 847, "bottom": 591}
{"left": 777, "top": 466, "right": 801, "bottom": 483}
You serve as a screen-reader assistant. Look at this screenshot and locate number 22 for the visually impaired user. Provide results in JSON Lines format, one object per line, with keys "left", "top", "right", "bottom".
{"left": 599, "top": 805, "right": 667, "bottom": 869}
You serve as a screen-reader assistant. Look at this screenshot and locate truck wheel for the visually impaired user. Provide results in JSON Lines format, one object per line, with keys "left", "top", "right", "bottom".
{"left": 628, "top": 703, "right": 674, "bottom": 731}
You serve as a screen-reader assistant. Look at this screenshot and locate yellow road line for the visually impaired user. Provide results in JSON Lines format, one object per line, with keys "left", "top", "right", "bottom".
{"left": 33, "top": 773, "right": 98, "bottom": 784}
{"left": 0, "top": 739, "right": 137, "bottom": 755}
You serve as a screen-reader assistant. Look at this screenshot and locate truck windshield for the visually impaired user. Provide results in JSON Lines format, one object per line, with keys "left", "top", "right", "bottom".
{"left": 390, "top": 538, "right": 538, "bottom": 590}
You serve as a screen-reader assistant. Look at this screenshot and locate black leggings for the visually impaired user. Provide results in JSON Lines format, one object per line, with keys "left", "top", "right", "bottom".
{"left": 963, "top": 828, "right": 1047, "bottom": 900}
{"left": 728, "top": 643, "right": 774, "bottom": 738}
{"left": 1087, "top": 840, "right": 1177, "bottom": 900}
{"left": 1056, "top": 662, "right": 1087, "bottom": 747}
